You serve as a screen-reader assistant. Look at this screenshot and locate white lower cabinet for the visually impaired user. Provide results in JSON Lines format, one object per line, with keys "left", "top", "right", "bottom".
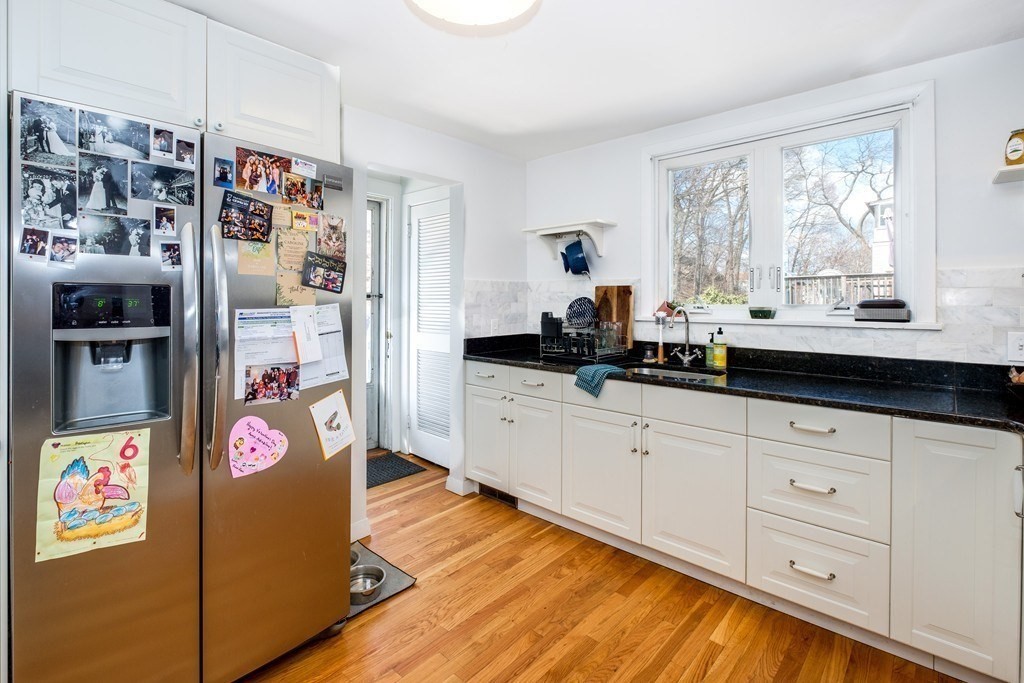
{"left": 642, "top": 419, "right": 747, "bottom": 581}
{"left": 465, "top": 377, "right": 562, "bottom": 513}
{"left": 562, "top": 404, "right": 642, "bottom": 542}
{"left": 747, "top": 510, "right": 890, "bottom": 636}
{"left": 465, "top": 386, "right": 510, "bottom": 490}
{"left": 891, "top": 419, "right": 1022, "bottom": 683}
{"left": 509, "top": 395, "right": 562, "bottom": 512}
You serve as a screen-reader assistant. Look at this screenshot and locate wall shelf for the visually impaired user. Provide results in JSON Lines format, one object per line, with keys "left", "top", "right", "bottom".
{"left": 993, "top": 166, "right": 1024, "bottom": 184}
{"left": 524, "top": 219, "right": 616, "bottom": 259}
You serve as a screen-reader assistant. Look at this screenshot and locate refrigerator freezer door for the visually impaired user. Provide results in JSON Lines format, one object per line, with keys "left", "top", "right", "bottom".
{"left": 8, "top": 93, "right": 201, "bottom": 681}
{"left": 201, "top": 134, "right": 352, "bottom": 683}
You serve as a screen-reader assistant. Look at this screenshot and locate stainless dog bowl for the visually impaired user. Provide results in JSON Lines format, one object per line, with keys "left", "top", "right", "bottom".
{"left": 350, "top": 549, "right": 360, "bottom": 567}
{"left": 350, "top": 564, "right": 386, "bottom": 605}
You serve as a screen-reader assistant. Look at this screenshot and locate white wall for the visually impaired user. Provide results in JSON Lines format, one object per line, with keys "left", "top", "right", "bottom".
{"left": 522, "top": 38, "right": 1024, "bottom": 363}
{"left": 341, "top": 106, "right": 527, "bottom": 531}
{"left": 343, "top": 107, "right": 528, "bottom": 281}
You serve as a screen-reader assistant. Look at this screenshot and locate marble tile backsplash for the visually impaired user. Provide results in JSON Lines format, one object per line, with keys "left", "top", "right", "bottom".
{"left": 464, "top": 268, "right": 1024, "bottom": 365}
{"left": 464, "top": 280, "right": 529, "bottom": 338}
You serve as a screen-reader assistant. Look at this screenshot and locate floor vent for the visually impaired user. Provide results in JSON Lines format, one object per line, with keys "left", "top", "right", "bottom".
{"left": 478, "top": 484, "right": 518, "bottom": 509}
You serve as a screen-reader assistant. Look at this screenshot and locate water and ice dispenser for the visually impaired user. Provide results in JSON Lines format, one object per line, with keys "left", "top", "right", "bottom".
{"left": 52, "top": 283, "right": 171, "bottom": 432}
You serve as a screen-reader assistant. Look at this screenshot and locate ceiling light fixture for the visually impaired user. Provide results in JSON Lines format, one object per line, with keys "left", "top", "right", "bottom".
{"left": 406, "top": 0, "right": 541, "bottom": 35}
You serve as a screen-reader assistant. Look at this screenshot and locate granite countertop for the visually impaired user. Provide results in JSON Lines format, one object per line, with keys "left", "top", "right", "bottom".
{"left": 463, "top": 344, "right": 1024, "bottom": 435}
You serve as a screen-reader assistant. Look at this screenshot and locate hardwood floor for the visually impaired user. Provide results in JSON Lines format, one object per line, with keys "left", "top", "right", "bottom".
{"left": 246, "top": 455, "right": 961, "bottom": 682}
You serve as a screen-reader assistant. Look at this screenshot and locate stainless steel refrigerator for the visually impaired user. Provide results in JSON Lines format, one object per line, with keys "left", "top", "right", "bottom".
{"left": 7, "top": 92, "right": 353, "bottom": 682}
{"left": 200, "top": 133, "right": 353, "bottom": 683}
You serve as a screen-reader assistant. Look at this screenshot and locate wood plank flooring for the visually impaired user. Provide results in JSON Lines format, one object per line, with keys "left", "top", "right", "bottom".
{"left": 245, "top": 454, "right": 961, "bottom": 682}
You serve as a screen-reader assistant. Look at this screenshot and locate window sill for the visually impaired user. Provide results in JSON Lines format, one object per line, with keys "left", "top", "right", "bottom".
{"left": 634, "top": 314, "right": 941, "bottom": 331}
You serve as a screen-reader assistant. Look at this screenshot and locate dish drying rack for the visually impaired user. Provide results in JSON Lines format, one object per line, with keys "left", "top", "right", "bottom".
{"left": 539, "top": 329, "right": 627, "bottom": 364}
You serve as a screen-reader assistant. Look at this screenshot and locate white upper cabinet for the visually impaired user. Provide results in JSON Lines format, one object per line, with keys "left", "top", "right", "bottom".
{"left": 9, "top": 0, "right": 206, "bottom": 126}
{"left": 206, "top": 21, "right": 340, "bottom": 161}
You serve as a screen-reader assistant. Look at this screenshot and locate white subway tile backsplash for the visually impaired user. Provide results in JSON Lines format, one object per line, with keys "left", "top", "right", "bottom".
{"left": 963, "top": 268, "right": 1024, "bottom": 288}
{"left": 992, "top": 288, "right": 1024, "bottom": 306}
{"left": 915, "top": 341, "right": 968, "bottom": 362}
{"left": 938, "top": 288, "right": 993, "bottom": 307}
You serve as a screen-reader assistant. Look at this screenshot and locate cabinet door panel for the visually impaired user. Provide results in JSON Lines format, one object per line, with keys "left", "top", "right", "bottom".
{"left": 510, "top": 395, "right": 561, "bottom": 512}
{"left": 465, "top": 386, "right": 509, "bottom": 491}
{"left": 891, "top": 419, "right": 1021, "bottom": 682}
{"left": 10, "top": 0, "right": 206, "bottom": 126}
{"left": 562, "top": 404, "right": 641, "bottom": 542}
{"left": 207, "top": 22, "right": 340, "bottom": 161}
{"left": 642, "top": 419, "right": 746, "bottom": 581}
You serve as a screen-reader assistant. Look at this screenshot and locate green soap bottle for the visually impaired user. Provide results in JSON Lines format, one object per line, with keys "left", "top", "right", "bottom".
{"left": 713, "top": 327, "right": 727, "bottom": 369}
{"left": 705, "top": 332, "right": 715, "bottom": 368}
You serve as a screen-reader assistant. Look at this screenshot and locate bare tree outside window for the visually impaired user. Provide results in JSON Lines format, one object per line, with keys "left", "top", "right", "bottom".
{"left": 783, "top": 129, "right": 895, "bottom": 305}
{"left": 669, "top": 156, "right": 750, "bottom": 304}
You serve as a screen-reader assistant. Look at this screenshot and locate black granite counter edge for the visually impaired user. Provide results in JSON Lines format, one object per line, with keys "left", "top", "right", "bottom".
{"left": 465, "top": 334, "right": 1010, "bottom": 391}
{"left": 463, "top": 351, "right": 1024, "bottom": 436}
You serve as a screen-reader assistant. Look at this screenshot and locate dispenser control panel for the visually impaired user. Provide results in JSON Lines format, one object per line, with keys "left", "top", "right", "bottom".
{"left": 53, "top": 284, "right": 170, "bottom": 329}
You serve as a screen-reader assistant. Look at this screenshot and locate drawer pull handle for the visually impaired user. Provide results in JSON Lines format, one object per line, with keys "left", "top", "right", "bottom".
{"left": 788, "top": 421, "right": 836, "bottom": 435}
{"left": 1015, "top": 465, "right": 1024, "bottom": 519}
{"left": 520, "top": 380, "right": 545, "bottom": 387}
{"left": 788, "top": 479, "right": 837, "bottom": 495}
{"left": 788, "top": 560, "right": 836, "bottom": 582}
{"left": 475, "top": 372, "right": 496, "bottom": 379}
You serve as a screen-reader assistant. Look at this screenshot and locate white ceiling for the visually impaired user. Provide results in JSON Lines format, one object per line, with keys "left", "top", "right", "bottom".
{"left": 169, "top": 0, "right": 1024, "bottom": 160}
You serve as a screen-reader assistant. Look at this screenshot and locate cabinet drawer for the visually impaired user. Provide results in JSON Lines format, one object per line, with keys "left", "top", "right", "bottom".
{"left": 466, "top": 361, "right": 510, "bottom": 390}
{"left": 509, "top": 367, "right": 562, "bottom": 402}
{"left": 748, "top": 399, "right": 891, "bottom": 460}
{"left": 747, "top": 510, "right": 890, "bottom": 636}
{"left": 561, "top": 374, "right": 641, "bottom": 415}
{"left": 748, "top": 439, "right": 890, "bottom": 543}
{"left": 642, "top": 384, "right": 745, "bottom": 434}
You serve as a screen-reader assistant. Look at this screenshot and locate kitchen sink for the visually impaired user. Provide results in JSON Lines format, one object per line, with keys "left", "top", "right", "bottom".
{"left": 621, "top": 363, "right": 726, "bottom": 384}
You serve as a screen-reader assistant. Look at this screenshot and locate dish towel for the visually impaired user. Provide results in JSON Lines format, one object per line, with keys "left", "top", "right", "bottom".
{"left": 575, "top": 364, "right": 626, "bottom": 398}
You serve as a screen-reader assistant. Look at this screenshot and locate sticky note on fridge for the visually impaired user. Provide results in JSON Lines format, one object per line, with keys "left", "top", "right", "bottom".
{"left": 290, "top": 305, "right": 323, "bottom": 363}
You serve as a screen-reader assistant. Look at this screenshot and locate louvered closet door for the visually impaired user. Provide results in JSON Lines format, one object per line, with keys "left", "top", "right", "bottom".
{"left": 408, "top": 198, "right": 452, "bottom": 466}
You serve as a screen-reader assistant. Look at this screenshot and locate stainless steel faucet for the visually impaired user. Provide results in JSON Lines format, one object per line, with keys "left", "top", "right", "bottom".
{"left": 668, "top": 306, "right": 702, "bottom": 366}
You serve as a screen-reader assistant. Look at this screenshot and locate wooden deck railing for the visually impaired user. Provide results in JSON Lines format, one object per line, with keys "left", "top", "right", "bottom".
{"left": 784, "top": 273, "right": 894, "bottom": 306}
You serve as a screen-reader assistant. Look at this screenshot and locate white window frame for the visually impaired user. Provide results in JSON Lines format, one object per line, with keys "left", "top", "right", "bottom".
{"left": 640, "top": 82, "right": 937, "bottom": 327}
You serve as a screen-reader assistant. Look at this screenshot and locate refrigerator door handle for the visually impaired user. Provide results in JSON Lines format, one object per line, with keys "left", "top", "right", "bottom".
{"left": 178, "top": 221, "right": 199, "bottom": 475}
{"left": 209, "top": 223, "right": 230, "bottom": 471}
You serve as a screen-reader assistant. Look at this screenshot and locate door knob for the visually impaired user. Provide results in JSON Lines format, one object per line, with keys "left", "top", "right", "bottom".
{"left": 214, "top": 122, "right": 225, "bottom": 132}
{"left": 193, "top": 116, "right": 205, "bottom": 127}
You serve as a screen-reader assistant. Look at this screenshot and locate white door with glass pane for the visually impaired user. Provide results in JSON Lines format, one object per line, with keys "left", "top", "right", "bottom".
{"left": 366, "top": 200, "right": 383, "bottom": 450}
{"left": 408, "top": 196, "right": 451, "bottom": 466}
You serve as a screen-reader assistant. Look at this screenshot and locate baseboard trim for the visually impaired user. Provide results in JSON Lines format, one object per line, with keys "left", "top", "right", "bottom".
{"left": 445, "top": 476, "right": 478, "bottom": 496}
{"left": 516, "top": 501, "right": 968, "bottom": 678}
{"left": 351, "top": 517, "right": 371, "bottom": 542}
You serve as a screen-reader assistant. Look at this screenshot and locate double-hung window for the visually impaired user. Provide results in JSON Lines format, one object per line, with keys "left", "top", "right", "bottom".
{"left": 647, "top": 85, "right": 935, "bottom": 325}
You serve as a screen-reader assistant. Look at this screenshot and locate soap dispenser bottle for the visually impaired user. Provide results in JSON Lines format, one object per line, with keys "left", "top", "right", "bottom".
{"left": 713, "top": 327, "right": 727, "bottom": 369}
{"left": 705, "top": 332, "right": 715, "bottom": 368}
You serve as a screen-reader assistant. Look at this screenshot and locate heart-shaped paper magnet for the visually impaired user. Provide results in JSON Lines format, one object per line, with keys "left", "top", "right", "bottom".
{"left": 228, "top": 416, "right": 289, "bottom": 479}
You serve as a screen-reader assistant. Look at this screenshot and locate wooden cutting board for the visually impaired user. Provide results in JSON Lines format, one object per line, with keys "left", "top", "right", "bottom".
{"left": 594, "top": 285, "right": 634, "bottom": 348}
